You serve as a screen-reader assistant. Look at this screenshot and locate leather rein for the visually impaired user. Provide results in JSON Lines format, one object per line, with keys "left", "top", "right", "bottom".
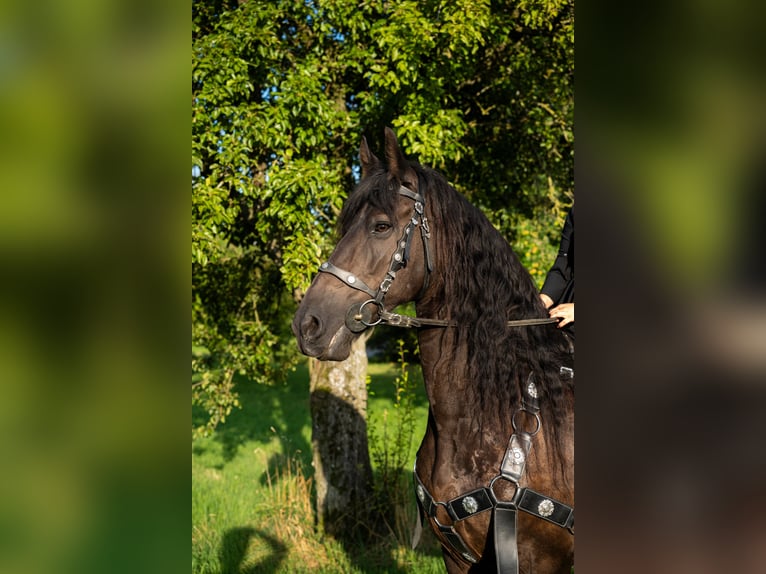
{"left": 318, "top": 185, "right": 558, "bottom": 332}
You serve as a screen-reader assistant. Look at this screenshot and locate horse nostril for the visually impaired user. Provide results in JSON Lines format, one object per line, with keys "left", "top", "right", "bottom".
{"left": 301, "top": 314, "right": 322, "bottom": 339}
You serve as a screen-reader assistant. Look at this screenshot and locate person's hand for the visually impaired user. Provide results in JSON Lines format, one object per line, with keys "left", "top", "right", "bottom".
{"left": 549, "top": 303, "right": 574, "bottom": 328}
{"left": 540, "top": 293, "right": 554, "bottom": 309}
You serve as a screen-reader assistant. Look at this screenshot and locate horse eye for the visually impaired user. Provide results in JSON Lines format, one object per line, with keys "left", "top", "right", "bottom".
{"left": 373, "top": 221, "right": 392, "bottom": 234}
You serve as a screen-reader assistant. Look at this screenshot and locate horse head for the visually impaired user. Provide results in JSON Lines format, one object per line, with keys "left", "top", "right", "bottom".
{"left": 292, "top": 128, "right": 431, "bottom": 361}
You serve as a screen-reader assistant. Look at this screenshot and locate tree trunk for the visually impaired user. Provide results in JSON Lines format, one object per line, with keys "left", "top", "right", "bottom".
{"left": 309, "top": 335, "right": 374, "bottom": 539}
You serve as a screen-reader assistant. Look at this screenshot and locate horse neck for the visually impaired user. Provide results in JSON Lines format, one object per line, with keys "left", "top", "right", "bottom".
{"left": 415, "top": 320, "right": 574, "bottom": 497}
{"left": 414, "top": 322, "right": 518, "bottom": 445}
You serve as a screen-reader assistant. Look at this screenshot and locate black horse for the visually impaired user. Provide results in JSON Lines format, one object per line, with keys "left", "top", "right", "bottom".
{"left": 293, "top": 128, "right": 574, "bottom": 573}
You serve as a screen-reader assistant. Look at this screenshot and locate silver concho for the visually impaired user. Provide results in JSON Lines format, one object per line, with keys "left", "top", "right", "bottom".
{"left": 463, "top": 552, "right": 477, "bottom": 563}
{"left": 527, "top": 381, "right": 539, "bottom": 399}
{"left": 347, "top": 275, "right": 356, "bottom": 283}
{"left": 416, "top": 484, "right": 425, "bottom": 503}
{"left": 538, "top": 498, "right": 555, "bottom": 518}
{"left": 462, "top": 495, "right": 479, "bottom": 515}
{"left": 511, "top": 447, "right": 525, "bottom": 464}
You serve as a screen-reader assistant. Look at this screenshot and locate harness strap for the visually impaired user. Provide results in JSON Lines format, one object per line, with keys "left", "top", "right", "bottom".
{"left": 449, "top": 488, "right": 495, "bottom": 521}
{"left": 377, "top": 308, "right": 558, "bottom": 329}
{"left": 414, "top": 468, "right": 574, "bottom": 565}
{"left": 318, "top": 261, "right": 378, "bottom": 298}
{"left": 412, "top": 374, "right": 573, "bottom": 568}
{"left": 412, "top": 502, "right": 424, "bottom": 550}
{"left": 499, "top": 432, "right": 533, "bottom": 483}
{"left": 516, "top": 488, "right": 574, "bottom": 530}
{"left": 493, "top": 505, "right": 519, "bottom": 573}
{"left": 414, "top": 473, "right": 574, "bottom": 565}
{"left": 440, "top": 524, "right": 479, "bottom": 565}
{"left": 398, "top": 187, "right": 424, "bottom": 203}
{"left": 414, "top": 470, "right": 488, "bottom": 564}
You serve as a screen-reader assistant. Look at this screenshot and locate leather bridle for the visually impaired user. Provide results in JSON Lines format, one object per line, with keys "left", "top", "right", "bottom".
{"left": 318, "top": 184, "right": 557, "bottom": 332}
{"left": 318, "top": 185, "right": 434, "bottom": 333}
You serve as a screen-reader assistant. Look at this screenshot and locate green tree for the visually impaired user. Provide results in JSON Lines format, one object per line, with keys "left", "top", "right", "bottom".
{"left": 192, "top": 0, "right": 572, "bottom": 533}
{"left": 192, "top": 0, "right": 357, "bottom": 437}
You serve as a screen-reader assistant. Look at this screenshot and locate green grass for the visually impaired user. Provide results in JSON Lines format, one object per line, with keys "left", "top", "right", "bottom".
{"left": 192, "top": 360, "right": 444, "bottom": 573}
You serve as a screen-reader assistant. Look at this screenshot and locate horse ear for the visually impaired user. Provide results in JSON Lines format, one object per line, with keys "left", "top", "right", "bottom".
{"left": 359, "top": 136, "right": 381, "bottom": 178}
{"left": 384, "top": 127, "right": 408, "bottom": 177}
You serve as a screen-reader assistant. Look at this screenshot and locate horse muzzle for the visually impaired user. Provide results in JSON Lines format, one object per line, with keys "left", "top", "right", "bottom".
{"left": 292, "top": 309, "right": 356, "bottom": 361}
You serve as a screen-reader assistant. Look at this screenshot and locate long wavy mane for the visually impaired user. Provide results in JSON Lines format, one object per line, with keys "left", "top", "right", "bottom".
{"left": 418, "top": 165, "right": 573, "bottom": 442}
{"left": 340, "top": 160, "right": 574, "bottom": 471}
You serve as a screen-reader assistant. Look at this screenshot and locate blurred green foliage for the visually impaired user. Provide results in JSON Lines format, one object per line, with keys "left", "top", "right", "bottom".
{"left": 0, "top": 2, "right": 188, "bottom": 574}
{"left": 192, "top": 0, "right": 574, "bottom": 435}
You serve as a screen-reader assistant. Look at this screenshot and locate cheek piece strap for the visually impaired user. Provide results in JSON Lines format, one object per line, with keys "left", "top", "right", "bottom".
{"left": 318, "top": 185, "right": 432, "bottom": 331}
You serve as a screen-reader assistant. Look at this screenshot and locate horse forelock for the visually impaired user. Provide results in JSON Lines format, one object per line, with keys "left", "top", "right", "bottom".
{"left": 338, "top": 169, "right": 401, "bottom": 237}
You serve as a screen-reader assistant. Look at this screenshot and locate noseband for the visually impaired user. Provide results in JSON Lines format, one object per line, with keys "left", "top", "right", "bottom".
{"left": 318, "top": 185, "right": 557, "bottom": 332}
{"left": 318, "top": 185, "right": 433, "bottom": 332}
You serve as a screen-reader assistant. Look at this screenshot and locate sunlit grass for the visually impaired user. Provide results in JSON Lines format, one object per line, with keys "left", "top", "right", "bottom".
{"left": 192, "top": 360, "right": 443, "bottom": 573}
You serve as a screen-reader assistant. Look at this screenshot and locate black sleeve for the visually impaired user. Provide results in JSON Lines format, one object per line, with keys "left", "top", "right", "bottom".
{"left": 541, "top": 207, "right": 574, "bottom": 304}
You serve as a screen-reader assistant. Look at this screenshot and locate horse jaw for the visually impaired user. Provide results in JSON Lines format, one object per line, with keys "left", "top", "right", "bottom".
{"left": 321, "top": 324, "right": 356, "bottom": 361}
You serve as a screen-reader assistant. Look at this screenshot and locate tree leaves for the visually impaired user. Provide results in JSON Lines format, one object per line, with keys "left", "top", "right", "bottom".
{"left": 192, "top": 0, "right": 573, "bottom": 436}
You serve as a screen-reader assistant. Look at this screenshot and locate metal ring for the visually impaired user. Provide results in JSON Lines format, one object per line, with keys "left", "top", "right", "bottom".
{"left": 430, "top": 501, "right": 456, "bottom": 528}
{"left": 488, "top": 475, "right": 520, "bottom": 506}
{"left": 358, "top": 299, "right": 383, "bottom": 327}
{"left": 511, "top": 410, "right": 541, "bottom": 436}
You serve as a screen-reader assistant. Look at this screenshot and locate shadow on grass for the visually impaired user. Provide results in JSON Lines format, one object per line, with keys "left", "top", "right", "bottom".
{"left": 195, "top": 359, "right": 429, "bottom": 471}
{"left": 218, "top": 527, "right": 287, "bottom": 574}
{"left": 338, "top": 492, "right": 446, "bottom": 574}
{"left": 307, "top": 384, "right": 442, "bottom": 573}
{"left": 193, "top": 363, "right": 314, "bottom": 469}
